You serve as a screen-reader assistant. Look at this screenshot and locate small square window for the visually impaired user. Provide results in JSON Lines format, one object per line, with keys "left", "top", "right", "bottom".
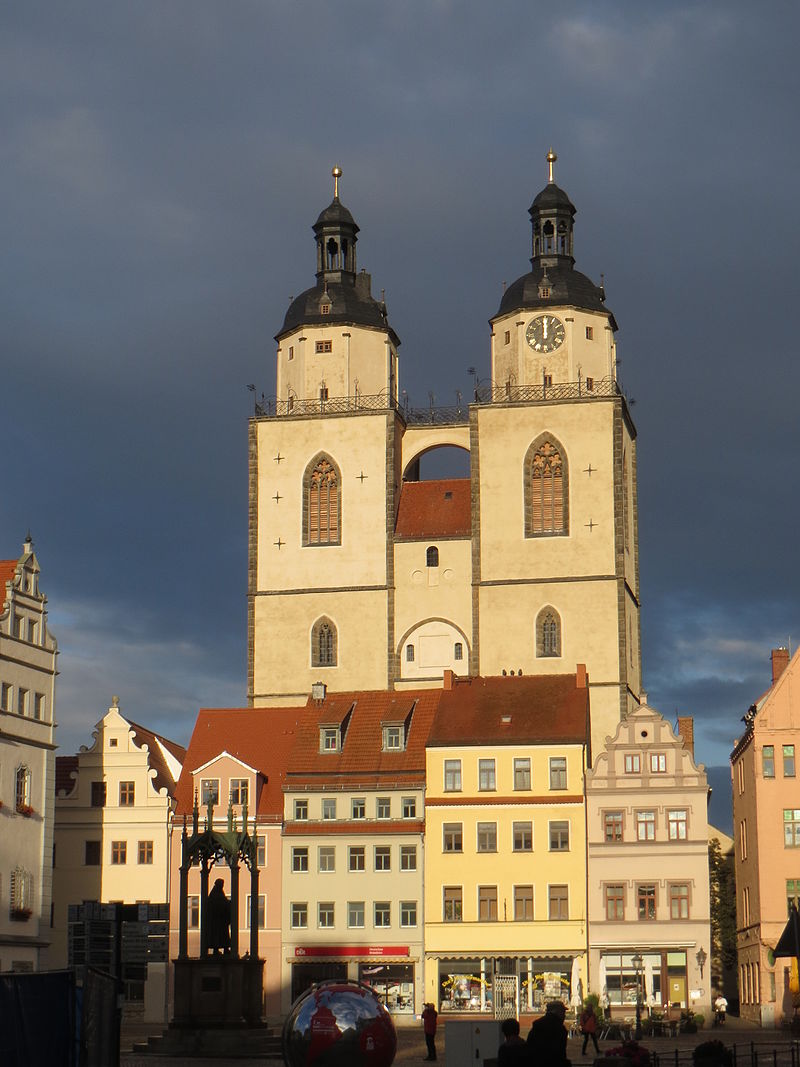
{"left": 543, "top": 373, "right": 553, "bottom": 387}
{"left": 650, "top": 753, "right": 666, "bottom": 773}
{"left": 624, "top": 754, "right": 641, "bottom": 774}
{"left": 585, "top": 326, "right": 594, "bottom": 340}
{"left": 294, "top": 799, "right": 308, "bottom": 821}
{"left": 443, "top": 823, "right": 462, "bottom": 852}
{"left": 514, "top": 759, "right": 531, "bottom": 791}
{"left": 109, "top": 737, "right": 117, "bottom": 747}
{"left": 383, "top": 725, "right": 403, "bottom": 751}
{"left": 315, "top": 340, "right": 332, "bottom": 354}
{"left": 291, "top": 902, "right": 308, "bottom": 928}
{"left": 374, "top": 846, "right": 391, "bottom": 871}
{"left": 348, "top": 901, "right": 365, "bottom": 928}
{"left": 111, "top": 841, "right": 127, "bottom": 865}
{"left": 402, "top": 796, "right": 416, "bottom": 819}
{"left": 322, "top": 798, "right": 336, "bottom": 820}
{"left": 292, "top": 847, "right": 309, "bottom": 873}
{"left": 352, "top": 797, "right": 366, "bottom": 820}
{"left": 318, "top": 846, "right": 335, "bottom": 873}
{"left": 138, "top": 840, "right": 153, "bottom": 865}
{"left": 318, "top": 902, "right": 334, "bottom": 928}
{"left": 320, "top": 727, "right": 339, "bottom": 753}
{"left": 348, "top": 846, "right": 365, "bottom": 872}
{"left": 376, "top": 797, "right": 391, "bottom": 819}
{"left": 201, "top": 779, "right": 219, "bottom": 805}
{"left": 119, "top": 782, "right": 135, "bottom": 806}
{"left": 230, "top": 779, "right": 249, "bottom": 805}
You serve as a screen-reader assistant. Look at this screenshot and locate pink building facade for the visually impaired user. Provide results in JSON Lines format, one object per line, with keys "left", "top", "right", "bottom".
{"left": 731, "top": 648, "right": 800, "bottom": 1026}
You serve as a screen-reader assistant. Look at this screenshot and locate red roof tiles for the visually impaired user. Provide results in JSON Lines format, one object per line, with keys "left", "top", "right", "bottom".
{"left": 0, "top": 559, "right": 18, "bottom": 607}
{"left": 429, "top": 673, "right": 590, "bottom": 747}
{"left": 394, "top": 479, "right": 471, "bottom": 540}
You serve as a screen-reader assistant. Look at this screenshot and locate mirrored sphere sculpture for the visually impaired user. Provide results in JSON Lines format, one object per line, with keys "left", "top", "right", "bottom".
{"left": 282, "top": 980, "right": 397, "bottom": 1067}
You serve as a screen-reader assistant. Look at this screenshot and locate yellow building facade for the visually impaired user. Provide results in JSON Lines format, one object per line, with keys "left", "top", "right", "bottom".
{"left": 248, "top": 155, "right": 641, "bottom": 755}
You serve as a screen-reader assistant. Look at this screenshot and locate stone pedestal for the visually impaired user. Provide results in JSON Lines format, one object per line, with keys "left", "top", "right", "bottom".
{"left": 172, "top": 957, "right": 265, "bottom": 1027}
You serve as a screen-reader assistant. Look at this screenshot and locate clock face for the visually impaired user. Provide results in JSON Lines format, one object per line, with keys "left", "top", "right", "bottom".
{"left": 526, "top": 315, "right": 565, "bottom": 353}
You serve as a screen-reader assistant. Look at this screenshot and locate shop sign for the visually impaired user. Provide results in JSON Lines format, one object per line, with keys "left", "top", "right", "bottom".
{"left": 295, "top": 945, "right": 409, "bottom": 958}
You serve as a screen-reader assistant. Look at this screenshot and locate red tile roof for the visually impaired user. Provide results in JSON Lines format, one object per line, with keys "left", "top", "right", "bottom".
{"left": 55, "top": 755, "right": 79, "bottom": 797}
{"left": 127, "top": 720, "right": 187, "bottom": 796}
{"left": 429, "top": 673, "right": 590, "bottom": 747}
{"left": 174, "top": 706, "right": 304, "bottom": 818}
{"left": 394, "top": 479, "right": 471, "bottom": 540}
{"left": 286, "top": 689, "right": 442, "bottom": 787}
{"left": 0, "top": 559, "right": 18, "bottom": 607}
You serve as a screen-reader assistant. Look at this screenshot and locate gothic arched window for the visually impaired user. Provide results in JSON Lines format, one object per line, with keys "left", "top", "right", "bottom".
{"left": 311, "top": 617, "right": 338, "bottom": 668}
{"left": 303, "top": 454, "right": 341, "bottom": 546}
{"left": 525, "top": 435, "right": 568, "bottom": 537}
{"left": 536, "top": 607, "right": 562, "bottom": 658}
{"left": 16, "top": 765, "right": 31, "bottom": 812}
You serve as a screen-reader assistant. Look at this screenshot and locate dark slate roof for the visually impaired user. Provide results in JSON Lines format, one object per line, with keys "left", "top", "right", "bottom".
{"left": 314, "top": 198, "right": 357, "bottom": 229}
{"left": 531, "top": 181, "right": 575, "bottom": 212}
{"left": 494, "top": 262, "right": 611, "bottom": 320}
{"left": 277, "top": 279, "right": 397, "bottom": 342}
{"left": 127, "top": 720, "right": 187, "bottom": 797}
{"left": 56, "top": 755, "right": 79, "bottom": 797}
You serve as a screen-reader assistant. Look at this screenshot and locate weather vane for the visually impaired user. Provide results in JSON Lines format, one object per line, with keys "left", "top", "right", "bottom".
{"left": 332, "top": 165, "right": 342, "bottom": 199}
{"left": 547, "top": 148, "right": 557, "bottom": 183}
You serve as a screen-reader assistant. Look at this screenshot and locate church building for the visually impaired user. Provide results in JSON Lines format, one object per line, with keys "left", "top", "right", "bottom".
{"left": 248, "top": 154, "right": 641, "bottom": 751}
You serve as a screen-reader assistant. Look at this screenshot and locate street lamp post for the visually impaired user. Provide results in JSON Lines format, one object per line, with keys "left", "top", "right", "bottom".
{"left": 696, "top": 947, "right": 707, "bottom": 980}
{"left": 631, "top": 952, "right": 644, "bottom": 1040}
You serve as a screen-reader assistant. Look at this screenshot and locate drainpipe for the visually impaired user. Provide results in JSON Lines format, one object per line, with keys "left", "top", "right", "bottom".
{"left": 583, "top": 740, "right": 590, "bottom": 997}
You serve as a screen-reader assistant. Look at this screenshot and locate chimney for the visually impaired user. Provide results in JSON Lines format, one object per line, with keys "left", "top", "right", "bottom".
{"left": 576, "top": 663, "right": 587, "bottom": 689}
{"left": 443, "top": 670, "right": 455, "bottom": 691}
{"left": 311, "top": 682, "right": 327, "bottom": 703}
{"left": 676, "top": 717, "right": 695, "bottom": 758}
{"left": 772, "top": 648, "right": 790, "bottom": 686}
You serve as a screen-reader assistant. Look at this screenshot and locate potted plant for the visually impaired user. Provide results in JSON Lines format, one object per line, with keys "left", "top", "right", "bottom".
{"left": 681, "top": 1008, "right": 697, "bottom": 1033}
{"left": 693, "top": 1039, "right": 733, "bottom": 1066}
{"left": 693, "top": 1013, "right": 705, "bottom": 1030}
{"left": 10, "top": 907, "right": 32, "bottom": 922}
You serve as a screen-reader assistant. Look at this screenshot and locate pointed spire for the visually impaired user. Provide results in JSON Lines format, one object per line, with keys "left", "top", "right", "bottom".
{"left": 332, "top": 165, "right": 342, "bottom": 200}
{"left": 547, "top": 148, "right": 557, "bottom": 183}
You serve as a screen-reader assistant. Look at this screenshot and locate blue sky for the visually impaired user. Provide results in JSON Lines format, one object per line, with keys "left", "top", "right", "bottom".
{"left": 2, "top": 3, "right": 799, "bottom": 828}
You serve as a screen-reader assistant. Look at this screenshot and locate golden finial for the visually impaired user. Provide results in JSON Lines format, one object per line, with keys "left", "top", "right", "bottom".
{"left": 547, "top": 148, "right": 557, "bottom": 183}
{"left": 332, "top": 165, "right": 342, "bottom": 199}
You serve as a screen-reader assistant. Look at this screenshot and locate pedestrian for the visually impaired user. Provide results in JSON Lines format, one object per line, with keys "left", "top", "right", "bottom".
{"left": 579, "top": 1002, "right": 600, "bottom": 1057}
{"left": 526, "top": 1000, "right": 570, "bottom": 1067}
{"left": 498, "top": 1017, "right": 532, "bottom": 1065}
{"left": 714, "top": 993, "right": 728, "bottom": 1026}
{"left": 422, "top": 1002, "right": 438, "bottom": 1061}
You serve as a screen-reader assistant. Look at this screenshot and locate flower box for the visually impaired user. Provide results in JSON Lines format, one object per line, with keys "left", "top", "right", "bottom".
{"left": 10, "top": 907, "right": 32, "bottom": 922}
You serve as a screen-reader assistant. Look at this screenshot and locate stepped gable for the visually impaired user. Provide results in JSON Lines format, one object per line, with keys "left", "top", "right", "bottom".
{"left": 394, "top": 479, "right": 471, "bottom": 540}
{"left": 430, "top": 672, "right": 589, "bottom": 746}
{"left": 287, "top": 688, "right": 442, "bottom": 786}
{"left": 174, "top": 705, "right": 302, "bottom": 818}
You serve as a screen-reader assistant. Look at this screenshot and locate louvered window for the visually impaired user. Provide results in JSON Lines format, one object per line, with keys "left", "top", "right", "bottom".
{"left": 304, "top": 455, "right": 340, "bottom": 545}
{"left": 525, "top": 437, "right": 568, "bottom": 536}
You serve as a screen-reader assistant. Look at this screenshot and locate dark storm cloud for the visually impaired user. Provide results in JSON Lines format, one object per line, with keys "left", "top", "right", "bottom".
{"left": 1, "top": 2, "right": 798, "bottom": 757}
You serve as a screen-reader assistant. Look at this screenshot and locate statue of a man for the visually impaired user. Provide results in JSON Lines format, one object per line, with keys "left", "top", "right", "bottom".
{"left": 207, "top": 878, "right": 231, "bottom": 955}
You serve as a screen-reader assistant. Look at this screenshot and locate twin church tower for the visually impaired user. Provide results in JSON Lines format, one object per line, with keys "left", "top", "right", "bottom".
{"left": 248, "top": 154, "right": 641, "bottom": 751}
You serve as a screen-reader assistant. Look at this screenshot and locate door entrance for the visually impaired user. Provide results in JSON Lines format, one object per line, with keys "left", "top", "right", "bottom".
{"left": 291, "top": 962, "right": 347, "bottom": 1004}
{"left": 494, "top": 975, "right": 519, "bottom": 1019}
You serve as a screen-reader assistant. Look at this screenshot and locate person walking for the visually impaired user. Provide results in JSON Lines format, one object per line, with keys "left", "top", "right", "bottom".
{"left": 579, "top": 1002, "right": 600, "bottom": 1057}
{"left": 527, "top": 1000, "right": 570, "bottom": 1067}
{"left": 498, "top": 1017, "right": 532, "bottom": 1065}
{"left": 422, "top": 1002, "right": 438, "bottom": 1061}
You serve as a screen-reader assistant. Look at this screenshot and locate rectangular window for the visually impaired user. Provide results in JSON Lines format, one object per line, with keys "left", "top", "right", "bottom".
{"left": 605, "top": 884, "right": 624, "bottom": 920}
{"left": 33, "top": 694, "right": 45, "bottom": 720}
{"left": 443, "top": 823, "right": 463, "bottom": 852}
{"left": 478, "top": 759, "right": 496, "bottom": 791}
{"left": 0, "top": 683, "right": 11, "bottom": 710}
{"left": 405, "top": 644, "right": 414, "bottom": 662}
{"left": 291, "top": 903, "right": 308, "bottom": 928}
{"left": 322, "top": 798, "right": 336, "bottom": 820}
{"left": 400, "top": 901, "right": 417, "bottom": 927}
{"left": 315, "top": 340, "right": 333, "bottom": 354}
{"left": 784, "top": 745, "right": 796, "bottom": 777}
{"left": 200, "top": 779, "right": 219, "bottom": 805}
{"left": 318, "top": 846, "right": 335, "bottom": 872}
{"left": 402, "top": 796, "right": 416, "bottom": 819}
{"left": 513, "top": 822, "right": 533, "bottom": 852}
{"left": 352, "top": 797, "right": 366, "bottom": 819}
{"left": 669, "top": 883, "right": 690, "bottom": 919}
{"left": 294, "top": 799, "right": 308, "bottom": 821}
{"left": 17, "top": 688, "right": 28, "bottom": 715}
{"left": 585, "top": 326, "right": 594, "bottom": 340}
{"left": 138, "top": 840, "right": 153, "bottom": 865}
{"left": 292, "top": 847, "right": 309, "bottom": 873}
{"left": 348, "top": 901, "right": 365, "bottom": 928}
{"left": 742, "top": 886, "right": 751, "bottom": 925}
{"left": 543, "top": 374, "right": 553, "bottom": 387}
{"left": 549, "top": 821, "right": 570, "bottom": 851}
{"left": 477, "top": 822, "right": 497, "bottom": 852}
{"left": 624, "top": 754, "right": 641, "bottom": 774}
{"left": 549, "top": 757, "right": 567, "bottom": 790}
{"left": 288, "top": 345, "right": 294, "bottom": 361}
{"left": 91, "top": 782, "right": 106, "bottom": 808}
{"left": 318, "top": 902, "right": 334, "bottom": 928}
{"left": 514, "top": 758, "right": 531, "bottom": 790}
{"left": 374, "top": 902, "right": 391, "bottom": 928}
{"left": 504, "top": 330, "right": 510, "bottom": 345}
{"left": 320, "top": 727, "right": 339, "bottom": 752}
{"left": 188, "top": 895, "right": 200, "bottom": 929}
{"left": 514, "top": 884, "right": 534, "bottom": 921}
{"left": 348, "top": 846, "right": 365, "bottom": 872}
{"left": 784, "top": 809, "right": 800, "bottom": 847}
{"left": 636, "top": 811, "right": 656, "bottom": 841}
{"left": 668, "top": 809, "right": 688, "bottom": 840}
{"left": 84, "top": 840, "right": 101, "bottom": 866}
{"left": 549, "top": 884, "right": 569, "bottom": 920}
{"left": 604, "top": 812, "right": 624, "bottom": 842}
{"left": 586, "top": 376, "right": 594, "bottom": 391}
{"left": 119, "top": 781, "right": 135, "bottom": 806}
{"left": 376, "top": 797, "right": 391, "bottom": 819}
{"left": 247, "top": 895, "right": 266, "bottom": 929}
{"left": 650, "top": 753, "right": 666, "bottom": 773}
{"left": 111, "top": 841, "right": 127, "bottom": 865}
{"left": 400, "top": 845, "right": 417, "bottom": 871}
{"left": 13, "top": 614, "right": 23, "bottom": 638}
{"left": 444, "top": 759, "right": 462, "bottom": 792}
{"left": 454, "top": 642, "right": 463, "bottom": 660}
{"left": 478, "top": 886, "right": 498, "bottom": 921}
{"left": 383, "top": 726, "right": 402, "bottom": 751}
{"left": 443, "top": 886, "right": 462, "bottom": 922}
{"left": 787, "top": 879, "right": 800, "bottom": 914}
{"left": 374, "top": 846, "right": 391, "bottom": 871}
{"left": 230, "top": 778, "right": 248, "bottom": 805}
{"left": 638, "top": 884, "right": 657, "bottom": 920}
{"left": 763, "top": 745, "right": 775, "bottom": 778}
{"left": 257, "top": 835, "right": 266, "bottom": 867}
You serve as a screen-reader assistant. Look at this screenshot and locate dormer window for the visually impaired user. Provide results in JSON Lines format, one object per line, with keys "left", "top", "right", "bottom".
{"left": 230, "top": 778, "right": 249, "bottom": 805}
{"left": 320, "top": 303, "right": 331, "bottom": 315}
{"left": 383, "top": 724, "right": 403, "bottom": 752}
{"left": 320, "top": 726, "right": 340, "bottom": 753}
{"left": 200, "top": 778, "right": 219, "bottom": 805}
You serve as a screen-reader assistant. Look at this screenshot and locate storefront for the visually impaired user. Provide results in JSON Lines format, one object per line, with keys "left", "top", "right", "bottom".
{"left": 600, "top": 951, "right": 688, "bottom": 1011}
{"left": 436, "top": 956, "right": 574, "bottom": 1014}
{"left": 291, "top": 946, "right": 417, "bottom": 1014}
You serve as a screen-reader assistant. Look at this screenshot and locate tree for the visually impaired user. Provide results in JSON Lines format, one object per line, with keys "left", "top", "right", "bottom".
{"left": 709, "top": 838, "right": 737, "bottom": 997}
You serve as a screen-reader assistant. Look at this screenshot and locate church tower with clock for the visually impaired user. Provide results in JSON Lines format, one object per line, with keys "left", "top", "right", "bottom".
{"left": 249, "top": 154, "right": 641, "bottom": 752}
